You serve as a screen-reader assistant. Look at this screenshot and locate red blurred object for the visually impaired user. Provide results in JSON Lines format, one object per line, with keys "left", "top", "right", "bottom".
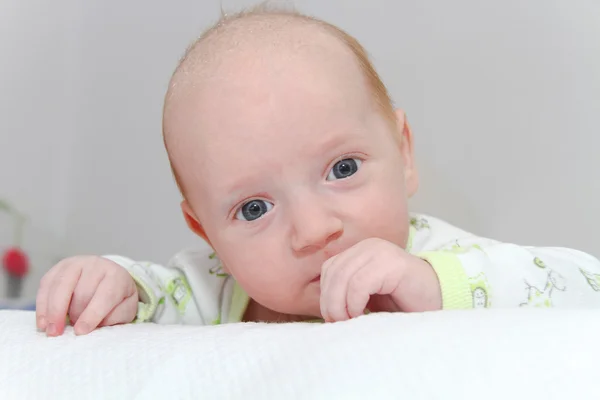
{"left": 2, "top": 247, "right": 29, "bottom": 277}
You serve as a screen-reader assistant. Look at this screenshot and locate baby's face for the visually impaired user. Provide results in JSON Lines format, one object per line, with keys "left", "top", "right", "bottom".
{"left": 168, "top": 35, "right": 417, "bottom": 318}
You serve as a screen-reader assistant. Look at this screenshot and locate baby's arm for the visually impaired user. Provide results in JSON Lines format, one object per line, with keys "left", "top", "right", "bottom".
{"left": 418, "top": 239, "right": 600, "bottom": 309}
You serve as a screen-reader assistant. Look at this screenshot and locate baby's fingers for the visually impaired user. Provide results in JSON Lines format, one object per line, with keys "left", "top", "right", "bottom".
{"left": 36, "top": 264, "right": 62, "bottom": 331}
{"left": 345, "top": 267, "right": 386, "bottom": 319}
{"left": 320, "top": 257, "right": 365, "bottom": 323}
{"left": 74, "top": 276, "right": 135, "bottom": 335}
{"left": 45, "top": 263, "right": 83, "bottom": 336}
{"left": 98, "top": 290, "right": 138, "bottom": 328}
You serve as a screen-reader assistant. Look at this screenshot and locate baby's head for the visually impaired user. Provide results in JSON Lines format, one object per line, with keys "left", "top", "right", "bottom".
{"left": 162, "top": 5, "right": 419, "bottom": 318}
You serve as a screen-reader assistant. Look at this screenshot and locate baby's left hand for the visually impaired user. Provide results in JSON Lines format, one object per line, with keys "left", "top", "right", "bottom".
{"left": 320, "top": 238, "right": 442, "bottom": 322}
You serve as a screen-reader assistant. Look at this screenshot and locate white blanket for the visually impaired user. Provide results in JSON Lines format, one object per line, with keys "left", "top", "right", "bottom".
{"left": 1, "top": 309, "right": 598, "bottom": 400}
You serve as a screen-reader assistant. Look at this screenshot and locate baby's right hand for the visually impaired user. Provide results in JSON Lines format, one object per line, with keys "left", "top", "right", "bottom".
{"left": 36, "top": 256, "right": 138, "bottom": 336}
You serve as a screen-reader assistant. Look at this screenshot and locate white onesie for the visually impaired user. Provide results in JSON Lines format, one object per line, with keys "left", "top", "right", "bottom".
{"left": 104, "top": 213, "right": 600, "bottom": 325}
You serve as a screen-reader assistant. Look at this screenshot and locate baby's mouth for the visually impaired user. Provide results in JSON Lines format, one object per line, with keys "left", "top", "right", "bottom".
{"left": 310, "top": 275, "right": 321, "bottom": 283}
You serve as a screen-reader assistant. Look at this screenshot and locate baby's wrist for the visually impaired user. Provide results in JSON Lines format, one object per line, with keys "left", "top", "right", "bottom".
{"left": 399, "top": 254, "right": 443, "bottom": 312}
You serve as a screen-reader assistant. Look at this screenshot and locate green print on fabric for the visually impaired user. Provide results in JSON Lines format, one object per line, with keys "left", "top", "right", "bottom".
{"left": 410, "top": 217, "right": 430, "bottom": 231}
{"left": 468, "top": 272, "right": 491, "bottom": 308}
{"left": 444, "top": 240, "right": 484, "bottom": 255}
{"left": 520, "top": 258, "right": 566, "bottom": 307}
{"left": 534, "top": 257, "right": 546, "bottom": 268}
{"left": 166, "top": 276, "right": 193, "bottom": 312}
{"left": 208, "top": 252, "right": 229, "bottom": 277}
{"left": 209, "top": 264, "right": 229, "bottom": 278}
{"left": 579, "top": 268, "right": 600, "bottom": 291}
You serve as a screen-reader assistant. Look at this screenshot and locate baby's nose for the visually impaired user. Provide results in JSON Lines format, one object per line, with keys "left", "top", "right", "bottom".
{"left": 291, "top": 210, "right": 343, "bottom": 254}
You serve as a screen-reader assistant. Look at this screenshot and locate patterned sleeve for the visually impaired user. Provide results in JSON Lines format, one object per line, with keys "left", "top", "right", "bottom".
{"left": 417, "top": 239, "right": 600, "bottom": 310}
{"left": 101, "top": 254, "right": 204, "bottom": 324}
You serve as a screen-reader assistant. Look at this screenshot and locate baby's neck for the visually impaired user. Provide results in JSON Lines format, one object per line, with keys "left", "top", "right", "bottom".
{"left": 242, "top": 299, "right": 312, "bottom": 323}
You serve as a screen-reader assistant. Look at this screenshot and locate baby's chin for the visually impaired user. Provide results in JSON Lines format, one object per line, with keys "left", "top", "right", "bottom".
{"left": 257, "top": 287, "right": 322, "bottom": 320}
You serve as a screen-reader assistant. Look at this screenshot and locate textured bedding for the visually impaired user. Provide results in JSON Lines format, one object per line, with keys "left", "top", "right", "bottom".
{"left": 1, "top": 308, "right": 598, "bottom": 399}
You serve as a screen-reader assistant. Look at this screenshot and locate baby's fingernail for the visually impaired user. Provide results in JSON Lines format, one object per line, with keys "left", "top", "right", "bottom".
{"left": 46, "top": 323, "right": 57, "bottom": 336}
{"left": 75, "top": 322, "right": 90, "bottom": 335}
{"left": 37, "top": 316, "right": 47, "bottom": 330}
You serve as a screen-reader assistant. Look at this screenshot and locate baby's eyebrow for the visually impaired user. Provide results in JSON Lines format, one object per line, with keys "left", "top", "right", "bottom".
{"left": 320, "top": 134, "right": 349, "bottom": 154}
{"left": 218, "top": 177, "right": 264, "bottom": 214}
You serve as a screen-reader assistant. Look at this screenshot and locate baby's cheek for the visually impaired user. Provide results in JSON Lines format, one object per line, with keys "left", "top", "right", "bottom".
{"left": 235, "top": 256, "right": 307, "bottom": 311}
{"left": 236, "top": 272, "right": 303, "bottom": 315}
{"left": 361, "top": 173, "right": 410, "bottom": 233}
{"left": 226, "top": 245, "right": 290, "bottom": 288}
{"left": 363, "top": 195, "right": 410, "bottom": 247}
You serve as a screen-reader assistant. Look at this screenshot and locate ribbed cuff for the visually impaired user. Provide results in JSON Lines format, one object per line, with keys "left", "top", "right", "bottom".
{"left": 417, "top": 252, "right": 473, "bottom": 310}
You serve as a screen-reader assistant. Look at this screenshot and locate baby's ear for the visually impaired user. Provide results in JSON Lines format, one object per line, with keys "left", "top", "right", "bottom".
{"left": 181, "top": 200, "right": 212, "bottom": 246}
{"left": 394, "top": 109, "right": 419, "bottom": 197}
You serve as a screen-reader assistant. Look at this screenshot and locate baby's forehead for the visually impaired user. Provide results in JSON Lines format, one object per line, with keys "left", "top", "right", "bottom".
{"left": 178, "top": 85, "right": 369, "bottom": 159}
{"left": 167, "top": 41, "right": 371, "bottom": 152}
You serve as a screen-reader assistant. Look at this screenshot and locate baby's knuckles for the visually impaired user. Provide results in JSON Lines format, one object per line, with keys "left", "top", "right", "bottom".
{"left": 342, "top": 238, "right": 410, "bottom": 310}
{"left": 352, "top": 237, "right": 440, "bottom": 312}
{"left": 356, "top": 237, "right": 412, "bottom": 266}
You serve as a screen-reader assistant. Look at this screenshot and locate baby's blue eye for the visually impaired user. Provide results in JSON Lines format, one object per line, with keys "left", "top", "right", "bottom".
{"left": 327, "top": 158, "right": 362, "bottom": 181}
{"left": 235, "top": 200, "right": 273, "bottom": 221}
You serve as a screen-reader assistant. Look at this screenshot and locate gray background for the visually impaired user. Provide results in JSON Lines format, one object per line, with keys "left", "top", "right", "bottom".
{"left": 1, "top": 0, "right": 598, "bottom": 298}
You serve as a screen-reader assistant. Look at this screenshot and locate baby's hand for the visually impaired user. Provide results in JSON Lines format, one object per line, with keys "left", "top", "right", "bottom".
{"left": 319, "top": 238, "right": 442, "bottom": 322}
{"left": 36, "top": 256, "right": 138, "bottom": 336}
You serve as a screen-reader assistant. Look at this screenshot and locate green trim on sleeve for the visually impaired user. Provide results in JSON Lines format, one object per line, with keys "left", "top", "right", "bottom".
{"left": 418, "top": 251, "right": 473, "bottom": 310}
{"left": 228, "top": 280, "right": 251, "bottom": 323}
{"left": 405, "top": 226, "right": 416, "bottom": 253}
{"left": 129, "top": 272, "right": 160, "bottom": 323}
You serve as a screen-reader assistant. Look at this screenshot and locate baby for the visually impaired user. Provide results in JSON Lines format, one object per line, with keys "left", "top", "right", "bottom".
{"left": 36, "top": 6, "right": 600, "bottom": 336}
